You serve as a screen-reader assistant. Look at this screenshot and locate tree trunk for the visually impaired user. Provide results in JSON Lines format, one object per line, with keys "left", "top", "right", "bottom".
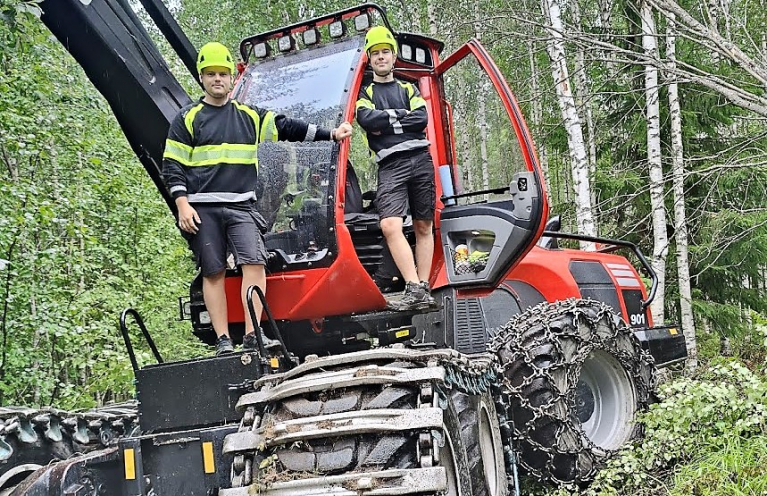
{"left": 571, "top": 1, "right": 598, "bottom": 217}
{"left": 642, "top": 0, "right": 668, "bottom": 324}
{"left": 426, "top": 0, "right": 438, "bottom": 36}
{"left": 667, "top": 14, "right": 697, "bottom": 370}
{"left": 541, "top": 0, "right": 596, "bottom": 247}
{"left": 474, "top": 4, "right": 491, "bottom": 200}
{"left": 528, "top": 41, "right": 553, "bottom": 208}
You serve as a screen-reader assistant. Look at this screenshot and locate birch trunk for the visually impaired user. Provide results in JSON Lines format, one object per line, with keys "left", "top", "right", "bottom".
{"left": 541, "top": 0, "right": 596, "bottom": 246}
{"left": 528, "top": 41, "right": 553, "bottom": 208}
{"left": 667, "top": 14, "right": 698, "bottom": 369}
{"left": 426, "top": 0, "right": 438, "bottom": 36}
{"left": 474, "top": 4, "right": 491, "bottom": 199}
{"left": 642, "top": 0, "right": 668, "bottom": 323}
{"left": 571, "top": 1, "right": 598, "bottom": 213}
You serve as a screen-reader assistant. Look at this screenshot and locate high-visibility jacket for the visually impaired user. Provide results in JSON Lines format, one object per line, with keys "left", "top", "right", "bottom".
{"left": 162, "top": 98, "right": 332, "bottom": 204}
{"left": 355, "top": 80, "right": 429, "bottom": 165}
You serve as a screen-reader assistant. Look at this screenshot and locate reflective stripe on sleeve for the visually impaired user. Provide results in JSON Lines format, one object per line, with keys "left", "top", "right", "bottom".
{"left": 163, "top": 139, "right": 194, "bottom": 165}
{"left": 183, "top": 104, "right": 204, "bottom": 137}
{"left": 304, "top": 124, "right": 317, "bottom": 142}
{"left": 410, "top": 96, "right": 426, "bottom": 110}
{"left": 259, "top": 111, "right": 278, "bottom": 143}
{"left": 356, "top": 98, "right": 375, "bottom": 110}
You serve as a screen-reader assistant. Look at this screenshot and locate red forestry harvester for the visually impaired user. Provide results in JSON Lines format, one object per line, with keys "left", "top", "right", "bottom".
{"left": 0, "top": 2, "right": 685, "bottom": 495}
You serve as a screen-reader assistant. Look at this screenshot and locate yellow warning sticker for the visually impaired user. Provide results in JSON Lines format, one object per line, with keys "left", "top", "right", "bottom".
{"left": 124, "top": 448, "right": 136, "bottom": 480}
{"left": 396, "top": 329, "right": 411, "bottom": 338}
{"left": 669, "top": 328, "right": 678, "bottom": 335}
{"left": 202, "top": 441, "right": 215, "bottom": 474}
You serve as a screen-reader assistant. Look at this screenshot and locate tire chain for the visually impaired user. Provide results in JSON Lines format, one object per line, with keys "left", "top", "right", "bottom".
{"left": 0, "top": 402, "right": 138, "bottom": 472}
{"left": 229, "top": 349, "right": 511, "bottom": 490}
{"left": 487, "top": 298, "right": 656, "bottom": 485}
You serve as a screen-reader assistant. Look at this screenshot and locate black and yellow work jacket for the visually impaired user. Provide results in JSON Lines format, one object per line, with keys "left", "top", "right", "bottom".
{"left": 162, "top": 98, "right": 332, "bottom": 204}
{"left": 355, "top": 80, "right": 430, "bottom": 166}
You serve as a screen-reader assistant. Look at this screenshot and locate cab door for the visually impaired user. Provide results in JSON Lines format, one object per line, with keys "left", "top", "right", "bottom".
{"left": 433, "top": 40, "right": 548, "bottom": 287}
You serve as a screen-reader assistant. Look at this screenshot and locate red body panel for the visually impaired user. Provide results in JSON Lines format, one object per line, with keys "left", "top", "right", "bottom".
{"left": 508, "top": 245, "right": 654, "bottom": 326}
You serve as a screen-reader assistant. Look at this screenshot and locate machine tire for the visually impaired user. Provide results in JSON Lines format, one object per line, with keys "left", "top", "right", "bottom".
{"left": 451, "top": 389, "right": 508, "bottom": 496}
{"left": 490, "top": 299, "right": 655, "bottom": 485}
{"left": 229, "top": 358, "right": 504, "bottom": 495}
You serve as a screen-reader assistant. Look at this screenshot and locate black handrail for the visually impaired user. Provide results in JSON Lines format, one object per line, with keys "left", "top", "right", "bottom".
{"left": 440, "top": 185, "right": 510, "bottom": 204}
{"left": 541, "top": 231, "right": 657, "bottom": 310}
{"left": 119, "top": 308, "right": 164, "bottom": 373}
{"left": 245, "top": 285, "right": 293, "bottom": 370}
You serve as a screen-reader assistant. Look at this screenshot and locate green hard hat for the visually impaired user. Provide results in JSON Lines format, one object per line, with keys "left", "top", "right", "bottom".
{"left": 196, "top": 42, "right": 235, "bottom": 74}
{"left": 364, "top": 26, "right": 397, "bottom": 55}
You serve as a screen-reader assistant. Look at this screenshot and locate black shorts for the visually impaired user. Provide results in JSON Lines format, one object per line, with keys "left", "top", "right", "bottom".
{"left": 376, "top": 150, "right": 435, "bottom": 221}
{"left": 186, "top": 204, "right": 268, "bottom": 276}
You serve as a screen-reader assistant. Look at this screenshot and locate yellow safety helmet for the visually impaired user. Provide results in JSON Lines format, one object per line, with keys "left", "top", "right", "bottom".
{"left": 364, "top": 26, "right": 397, "bottom": 55}
{"left": 196, "top": 42, "right": 235, "bottom": 74}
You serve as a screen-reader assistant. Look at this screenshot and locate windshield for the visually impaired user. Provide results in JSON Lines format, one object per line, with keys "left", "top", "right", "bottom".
{"left": 233, "top": 38, "right": 363, "bottom": 267}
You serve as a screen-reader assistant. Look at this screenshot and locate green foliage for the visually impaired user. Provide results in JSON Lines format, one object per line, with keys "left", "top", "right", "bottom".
{"left": 0, "top": 20, "right": 199, "bottom": 408}
{"left": 670, "top": 434, "right": 767, "bottom": 495}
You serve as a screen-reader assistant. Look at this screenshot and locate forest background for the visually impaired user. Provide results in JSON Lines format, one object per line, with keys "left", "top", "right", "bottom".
{"left": 1, "top": 0, "right": 766, "bottom": 493}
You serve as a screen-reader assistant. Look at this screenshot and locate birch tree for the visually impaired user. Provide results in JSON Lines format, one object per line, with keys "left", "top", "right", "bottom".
{"left": 666, "top": 13, "right": 697, "bottom": 368}
{"left": 642, "top": 0, "right": 668, "bottom": 323}
{"left": 541, "top": 0, "right": 597, "bottom": 246}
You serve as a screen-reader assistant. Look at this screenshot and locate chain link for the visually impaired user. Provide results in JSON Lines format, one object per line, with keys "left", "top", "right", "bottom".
{"left": 489, "top": 298, "right": 656, "bottom": 485}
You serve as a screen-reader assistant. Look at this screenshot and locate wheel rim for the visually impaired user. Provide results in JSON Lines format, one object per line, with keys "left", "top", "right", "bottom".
{"left": 478, "top": 404, "right": 502, "bottom": 496}
{"left": 440, "top": 431, "right": 462, "bottom": 496}
{"left": 576, "top": 349, "right": 637, "bottom": 450}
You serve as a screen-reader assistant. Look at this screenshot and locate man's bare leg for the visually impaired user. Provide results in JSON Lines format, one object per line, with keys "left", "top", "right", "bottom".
{"left": 202, "top": 270, "right": 228, "bottom": 338}
{"left": 241, "top": 264, "right": 266, "bottom": 335}
{"left": 413, "top": 219, "right": 434, "bottom": 283}
{"left": 380, "top": 216, "right": 419, "bottom": 283}
{"left": 240, "top": 263, "right": 279, "bottom": 349}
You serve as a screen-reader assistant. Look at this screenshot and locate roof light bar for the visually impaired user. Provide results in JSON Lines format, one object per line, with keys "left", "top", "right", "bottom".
{"left": 302, "top": 27, "right": 320, "bottom": 46}
{"left": 278, "top": 34, "right": 295, "bottom": 52}
{"left": 354, "top": 13, "right": 371, "bottom": 31}
{"left": 253, "top": 42, "right": 271, "bottom": 58}
{"left": 400, "top": 44, "right": 412, "bottom": 61}
{"left": 329, "top": 20, "right": 346, "bottom": 38}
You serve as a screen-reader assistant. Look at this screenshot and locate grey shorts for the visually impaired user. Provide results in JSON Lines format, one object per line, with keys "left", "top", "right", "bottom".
{"left": 376, "top": 150, "right": 435, "bottom": 221}
{"left": 186, "top": 204, "right": 268, "bottom": 276}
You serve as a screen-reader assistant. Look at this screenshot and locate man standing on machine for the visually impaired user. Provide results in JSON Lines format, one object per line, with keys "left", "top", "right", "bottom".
{"left": 355, "top": 27, "right": 437, "bottom": 311}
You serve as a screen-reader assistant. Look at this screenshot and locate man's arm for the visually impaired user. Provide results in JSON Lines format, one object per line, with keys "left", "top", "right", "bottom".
{"left": 396, "top": 106, "right": 428, "bottom": 133}
{"left": 162, "top": 112, "right": 200, "bottom": 233}
{"left": 397, "top": 84, "right": 428, "bottom": 133}
{"left": 355, "top": 90, "right": 408, "bottom": 133}
{"left": 256, "top": 108, "right": 351, "bottom": 143}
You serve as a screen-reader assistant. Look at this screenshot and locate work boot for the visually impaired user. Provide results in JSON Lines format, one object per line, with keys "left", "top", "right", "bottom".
{"left": 215, "top": 335, "right": 234, "bottom": 356}
{"left": 242, "top": 327, "right": 281, "bottom": 352}
{"left": 419, "top": 281, "right": 438, "bottom": 308}
{"left": 387, "top": 281, "right": 433, "bottom": 311}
